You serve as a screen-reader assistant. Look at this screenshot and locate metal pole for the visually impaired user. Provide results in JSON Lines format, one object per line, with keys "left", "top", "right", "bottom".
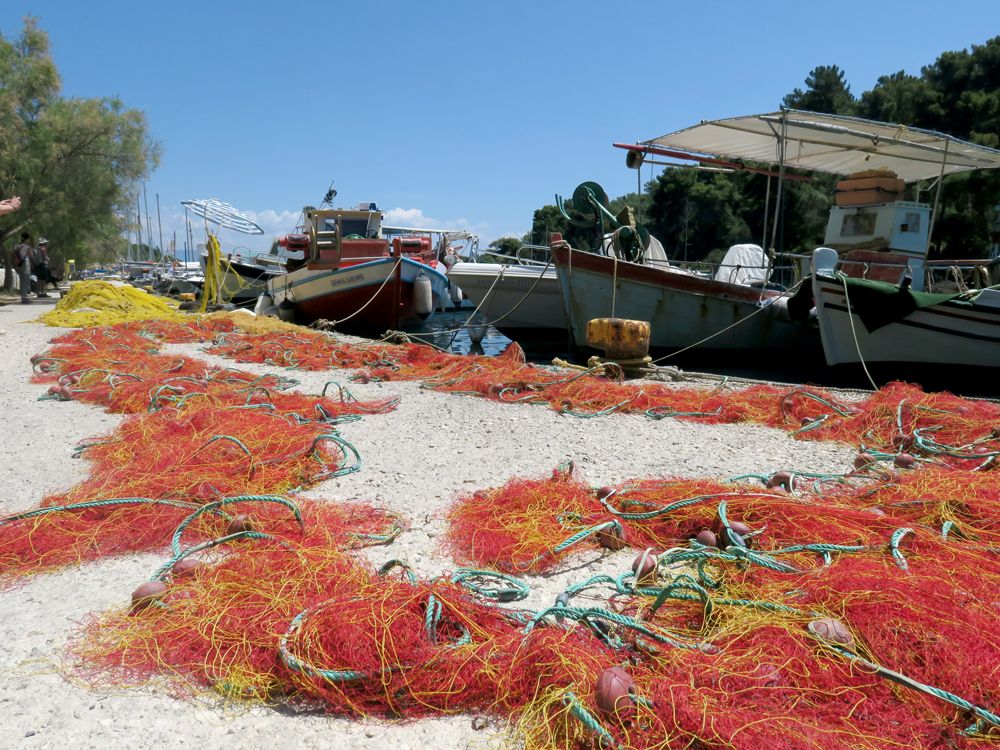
{"left": 769, "top": 110, "right": 788, "bottom": 254}
{"left": 142, "top": 183, "right": 153, "bottom": 260}
{"left": 761, "top": 174, "right": 772, "bottom": 248}
{"left": 156, "top": 193, "right": 165, "bottom": 263}
{"left": 927, "top": 140, "right": 949, "bottom": 255}
{"left": 135, "top": 193, "right": 143, "bottom": 260}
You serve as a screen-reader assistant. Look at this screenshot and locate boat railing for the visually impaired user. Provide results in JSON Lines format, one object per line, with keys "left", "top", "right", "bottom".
{"left": 667, "top": 256, "right": 804, "bottom": 290}
{"left": 831, "top": 253, "right": 1000, "bottom": 292}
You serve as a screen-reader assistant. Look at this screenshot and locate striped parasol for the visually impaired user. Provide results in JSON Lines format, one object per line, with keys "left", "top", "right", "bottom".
{"left": 181, "top": 198, "right": 264, "bottom": 235}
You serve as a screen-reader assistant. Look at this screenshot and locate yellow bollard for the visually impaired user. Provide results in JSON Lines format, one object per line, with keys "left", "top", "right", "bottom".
{"left": 586, "top": 318, "right": 651, "bottom": 359}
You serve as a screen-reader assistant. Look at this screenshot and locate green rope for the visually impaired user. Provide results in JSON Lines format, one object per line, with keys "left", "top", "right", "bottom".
{"left": 170, "top": 495, "right": 303, "bottom": 557}
{"left": 552, "top": 520, "right": 623, "bottom": 554}
{"left": 151, "top": 529, "right": 280, "bottom": 581}
{"left": 378, "top": 559, "right": 417, "bottom": 583}
{"left": 451, "top": 568, "right": 529, "bottom": 602}
{"left": 824, "top": 644, "right": 1000, "bottom": 731}
{"left": 526, "top": 604, "right": 704, "bottom": 651}
{"left": 562, "top": 691, "right": 620, "bottom": 749}
{"left": 889, "top": 527, "right": 914, "bottom": 571}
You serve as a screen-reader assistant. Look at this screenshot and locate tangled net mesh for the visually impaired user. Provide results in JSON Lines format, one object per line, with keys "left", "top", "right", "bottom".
{"left": 3, "top": 318, "right": 999, "bottom": 748}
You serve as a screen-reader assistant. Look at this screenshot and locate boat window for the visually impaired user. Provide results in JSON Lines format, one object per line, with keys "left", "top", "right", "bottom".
{"left": 322, "top": 217, "right": 373, "bottom": 238}
{"left": 841, "top": 212, "right": 876, "bottom": 236}
{"left": 900, "top": 212, "right": 921, "bottom": 233}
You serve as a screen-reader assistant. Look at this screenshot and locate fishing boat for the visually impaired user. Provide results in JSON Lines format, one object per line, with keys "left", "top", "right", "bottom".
{"left": 448, "top": 233, "right": 673, "bottom": 343}
{"left": 550, "top": 179, "right": 815, "bottom": 355}
{"left": 198, "top": 250, "right": 286, "bottom": 305}
{"left": 266, "top": 204, "right": 451, "bottom": 333}
{"left": 446, "top": 245, "right": 565, "bottom": 340}
{"left": 557, "top": 110, "right": 1000, "bottom": 364}
{"left": 675, "top": 110, "right": 1000, "bottom": 372}
{"left": 812, "top": 248, "right": 1000, "bottom": 371}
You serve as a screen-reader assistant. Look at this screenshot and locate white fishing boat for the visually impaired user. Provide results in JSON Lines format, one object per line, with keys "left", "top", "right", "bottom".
{"left": 446, "top": 253, "right": 565, "bottom": 339}
{"left": 812, "top": 247, "right": 1000, "bottom": 369}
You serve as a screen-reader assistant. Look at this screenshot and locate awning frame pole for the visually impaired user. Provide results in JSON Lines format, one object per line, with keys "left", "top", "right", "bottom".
{"left": 927, "top": 139, "right": 949, "bottom": 256}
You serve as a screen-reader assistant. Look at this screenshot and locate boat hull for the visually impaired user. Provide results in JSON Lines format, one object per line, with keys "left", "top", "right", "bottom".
{"left": 267, "top": 257, "right": 450, "bottom": 334}
{"left": 446, "top": 262, "right": 566, "bottom": 337}
{"left": 552, "top": 245, "right": 812, "bottom": 352}
{"left": 813, "top": 272, "right": 1000, "bottom": 368}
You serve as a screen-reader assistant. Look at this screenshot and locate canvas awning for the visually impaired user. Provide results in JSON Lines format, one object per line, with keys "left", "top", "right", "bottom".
{"left": 642, "top": 110, "right": 1000, "bottom": 183}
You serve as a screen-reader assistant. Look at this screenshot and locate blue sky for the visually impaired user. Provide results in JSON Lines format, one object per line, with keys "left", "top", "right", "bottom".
{"left": 3, "top": 1, "right": 999, "bottom": 256}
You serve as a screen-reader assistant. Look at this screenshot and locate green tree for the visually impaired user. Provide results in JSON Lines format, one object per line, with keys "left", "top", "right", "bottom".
{"left": 0, "top": 18, "right": 160, "bottom": 285}
{"left": 783, "top": 65, "right": 857, "bottom": 115}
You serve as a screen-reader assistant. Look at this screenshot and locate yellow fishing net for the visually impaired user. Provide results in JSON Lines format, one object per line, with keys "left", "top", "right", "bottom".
{"left": 39, "top": 281, "right": 188, "bottom": 328}
{"left": 202, "top": 310, "right": 305, "bottom": 335}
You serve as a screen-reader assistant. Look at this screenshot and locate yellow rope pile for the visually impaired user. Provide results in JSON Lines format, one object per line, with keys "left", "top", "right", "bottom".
{"left": 40, "top": 281, "right": 188, "bottom": 328}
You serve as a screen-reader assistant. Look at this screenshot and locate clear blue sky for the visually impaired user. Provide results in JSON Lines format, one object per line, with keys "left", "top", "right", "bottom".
{"left": 3, "top": 1, "right": 999, "bottom": 255}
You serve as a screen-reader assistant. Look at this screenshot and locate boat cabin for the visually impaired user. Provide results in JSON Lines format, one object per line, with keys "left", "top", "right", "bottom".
{"left": 303, "top": 206, "right": 389, "bottom": 268}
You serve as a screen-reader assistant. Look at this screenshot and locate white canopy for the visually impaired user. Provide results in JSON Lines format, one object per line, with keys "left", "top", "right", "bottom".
{"left": 643, "top": 110, "right": 1000, "bottom": 183}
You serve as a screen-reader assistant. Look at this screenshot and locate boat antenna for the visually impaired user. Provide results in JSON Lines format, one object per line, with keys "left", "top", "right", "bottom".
{"left": 322, "top": 181, "right": 337, "bottom": 207}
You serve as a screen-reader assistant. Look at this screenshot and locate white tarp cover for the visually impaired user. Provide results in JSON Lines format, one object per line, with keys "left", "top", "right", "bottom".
{"left": 715, "top": 244, "right": 768, "bottom": 286}
{"left": 644, "top": 110, "right": 1000, "bottom": 183}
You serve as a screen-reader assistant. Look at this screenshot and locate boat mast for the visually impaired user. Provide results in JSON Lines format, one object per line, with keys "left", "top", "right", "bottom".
{"left": 156, "top": 193, "right": 165, "bottom": 265}
{"left": 142, "top": 183, "right": 154, "bottom": 261}
{"left": 135, "top": 193, "right": 143, "bottom": 261}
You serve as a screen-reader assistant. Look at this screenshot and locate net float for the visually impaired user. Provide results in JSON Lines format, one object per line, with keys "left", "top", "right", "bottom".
{"left": 596, "top": 486, "right": 616, "bottom": 501}
{"left": 853, "top": 453, "right": 878, "bottom": 471}
{"left": 694, "top": 529, "right": 718, "bottom": 548}
{"left": 894, "top": 453, "right": 917, "bottom": 469}
{"left": 594, "top": 666, "right": 637, "bottom": 722}
{"left": 808, "top": 617, "right": 854, "bottom": 647}
{"left": 765, "top": 471, "right": 797, "bottom": 492}
{"left": 718, "top": 520, "right": 752, "bottom": 548}
{"left": 226, "top": 515, "right": 255, "bottom": 535}
{"left": 130, "top": 580, "right": 168, "bottom": 612}
{"left": 596, "top": 522, "right": 627, "bottom": 550}
{"left": 891, "top": 433, "right": 915, "bottom": 451}
{"left": 631, "top": 548, "right": 657, "bottom": 584}
{"left": 171, "top": 558, "right": 206, "bottom": 579}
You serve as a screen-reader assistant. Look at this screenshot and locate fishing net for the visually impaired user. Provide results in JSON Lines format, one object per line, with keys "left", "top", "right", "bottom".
{"left": 39, "top": 281, "right": 189, "bottom": 328}
{"left": 7, "top": 317, "right": 1000, "bottom": 747}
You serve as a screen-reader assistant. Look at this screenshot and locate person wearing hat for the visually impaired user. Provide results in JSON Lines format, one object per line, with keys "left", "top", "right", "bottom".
{"left": 34, "top": 237, "right": 52, "bottom": 298}
{"left": 13, "top": 232, "right": 34, "bottom": 303}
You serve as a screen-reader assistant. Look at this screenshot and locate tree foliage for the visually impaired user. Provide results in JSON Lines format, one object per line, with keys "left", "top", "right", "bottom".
{"left": 0, "top": 18, "right": 160, "bottom": 281}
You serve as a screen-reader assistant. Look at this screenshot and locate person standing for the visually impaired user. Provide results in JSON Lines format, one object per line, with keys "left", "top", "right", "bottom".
{"left": 13, "top": 232, "right": 34, "bottom": 303}
{"left": 34, "top": 237, "right": 52, "bottom": 298}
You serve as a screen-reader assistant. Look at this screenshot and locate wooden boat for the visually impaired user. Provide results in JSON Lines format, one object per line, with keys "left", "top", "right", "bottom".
{"left": 267, "top": 205, "right": 450, "bottom": 333}
{"left": 552, "top": 241, "right": 811, "bottom": 352}
{"left": 548, "top": 177, "right": 816, "bottom": 355}
{"left": 812, "top": 248, "right": 1000, "bottom": 369}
